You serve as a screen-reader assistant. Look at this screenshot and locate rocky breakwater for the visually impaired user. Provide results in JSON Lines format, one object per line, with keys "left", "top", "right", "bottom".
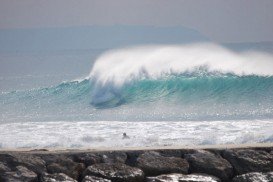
{"left": 0, "top": 146, "right": 272, "bottom": 182}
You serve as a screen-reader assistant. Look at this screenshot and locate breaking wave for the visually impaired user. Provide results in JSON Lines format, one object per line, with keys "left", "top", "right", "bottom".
{"left": 1, "top": 43, "right": 273, "bottom": 121}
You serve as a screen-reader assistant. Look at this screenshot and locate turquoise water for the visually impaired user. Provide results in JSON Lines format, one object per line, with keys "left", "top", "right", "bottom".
{"left": 1, "top": 73, "right": 273, "bottom": 122}
{"left": 1, "top": 44, "right": 273, "bottom": 148}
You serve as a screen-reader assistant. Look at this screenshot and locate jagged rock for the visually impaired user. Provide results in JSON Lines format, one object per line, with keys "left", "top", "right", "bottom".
{"left": 83, "top": 163, "right": 144, "bottom": 182}
{"left": 126, "top": 151, "right": 144, "bottom": 166}
{"left": 47, "top": 157, "right": 85, "bottom": 179}
{"left": 146, "top": 173, "right": 220, "bottom": 182}
{"left": 82, "top": 175, "right": 111, "bottom": 182}
{"left": 0, "top": 165, "right": 37, "bottom": 182}
{"left": 73, "top": 153, "right": 102, "bottom": 166}
{"left": 0, "top": 153, "right": 46, "bottom": 174}
{"left": 268, "top": 172, "right": 273, "bottom": 179}
{"left": 136, "top": 151, "right": 189, "bottom": 176}
{"left": 184, "top": 150, "right": 233, "bottom": 181}
{"left": 100, "top": 151, "right": 127, "bottom": 164}
{"left": 232, "top": 172, "right": 273, "bottom": 182}
{"left": 72, "top": 151, "right": 127, "bottom": 166}
{"left": 0, "top": 161, "right": 11, "bottom": 172}
{"left": 39, "top": 154, "right": 65, "bottom": 164}
{"left": 222, "top": 149, "right": 273, "bottom": 174}
{"left": 40, "top": 173, "right": 77, "bottom": 182}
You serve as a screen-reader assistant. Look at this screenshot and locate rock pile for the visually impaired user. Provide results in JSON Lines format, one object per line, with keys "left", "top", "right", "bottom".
{"left": 0, "top": 147, "right": 272, "bottom": 182}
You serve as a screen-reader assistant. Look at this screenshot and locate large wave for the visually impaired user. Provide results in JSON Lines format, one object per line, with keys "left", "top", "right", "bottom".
{"left": 1, "top": 43, "right": 273, "bottom": 121}
{"left": 89, "top": 43, "right": 273, "bottom": 106}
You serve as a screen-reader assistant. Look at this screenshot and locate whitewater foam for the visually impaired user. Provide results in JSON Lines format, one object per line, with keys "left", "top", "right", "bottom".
{"left": 0, "top": 120, "right": 272, "bottom": 149}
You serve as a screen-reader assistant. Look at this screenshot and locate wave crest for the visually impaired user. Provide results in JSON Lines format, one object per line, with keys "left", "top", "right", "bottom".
{"left": 89, "top": 43, "right": 273, "bottom": 106}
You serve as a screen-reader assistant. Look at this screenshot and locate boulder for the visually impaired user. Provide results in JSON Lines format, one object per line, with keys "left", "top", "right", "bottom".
{"left": 0, "top": 165, "right": 37, "bottom": 182}
{"left": 83, "top": 163, "right": 144, "bottom": 182}
{"left": 38, "top": 154, "right": 66, "bottom": 164}
{"left": 126, "top": 151, "right": 144, "bottom": 166}
{"left": 0, "top": 161, "right": 11, "bottom": 173}
{"left": 82, "top": 175, "right": 111, "bottom": 182}
{"left": 222, "top": 149, "right": 273, "bottom": 174}
{"left": 72, "top": 151, "right": 127, "bottom": 165}
{"left": 0, "top": 153, "right": 46, "bottom": 174}
{"left": 40, "top": 173, "right": 77, "bottom": 182}
{"left": 136, "top": 151, "right": 189, "bottom": 176}
{"left": 146, "top": 173, "right": 220, "bottom": 182}
{"left": 158, "top": 149, "right": 183, "bottom": 158}
{"left": 72, "top": 153, "right": 102, "bottom": 166}
{"left": 184, "top": 150, "right": 233, "bottom": 181}
{"left": 100, "top": 151, "right": 127, "bottom": 164}
{"left": 232, "top": 172, "right": 273, "bottom": 182}
{"left": 47, "top": 157, "right": 85, "bottom": 179}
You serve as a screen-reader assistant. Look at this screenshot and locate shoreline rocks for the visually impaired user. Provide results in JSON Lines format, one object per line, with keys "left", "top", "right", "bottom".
{"left": 0, "top": 146, "right": 272, "bottom": 182}
{"left": 136, "top": 151, "right": 189, "bottom": 176}
{"left": 222, "top": 149, "right": 273, "bottom": 175}
{"left": 146, "top": 173, "right": 221, "bottom": 182}
{"left": 82, "top": 163, "right": 144, "bottom": 182}
{"left": 232, "top": 172, "right": 273, "bottom": 182}
{"left": 184, "top": 150, "right": 233, "bottom": 181}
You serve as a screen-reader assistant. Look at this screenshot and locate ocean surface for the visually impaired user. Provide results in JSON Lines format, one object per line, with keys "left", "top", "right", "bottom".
{"left": 1, "top": 43, "right": 273, "bottom": 149}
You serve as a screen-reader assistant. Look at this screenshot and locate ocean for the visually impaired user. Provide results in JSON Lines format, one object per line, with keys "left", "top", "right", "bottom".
{"left": 1, "top": 43, "right": 273, "bottom": 149}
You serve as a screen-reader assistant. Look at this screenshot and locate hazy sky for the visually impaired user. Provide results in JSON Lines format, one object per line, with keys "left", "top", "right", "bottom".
{"left": 0, "top": 0, "right": 273, "bottom": 42}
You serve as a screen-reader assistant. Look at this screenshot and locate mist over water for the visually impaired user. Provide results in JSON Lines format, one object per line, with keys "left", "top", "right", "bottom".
{"left": 1, "top": 43, "right": 273, "bottom": 148}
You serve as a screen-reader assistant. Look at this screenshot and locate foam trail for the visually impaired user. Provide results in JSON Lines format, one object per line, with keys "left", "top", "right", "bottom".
{"left": 89, "top": 43, "right": 273, "bottom": 104}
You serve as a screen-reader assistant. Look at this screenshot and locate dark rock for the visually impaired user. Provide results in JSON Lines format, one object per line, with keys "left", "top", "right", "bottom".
{"left": 184, "top": 150, "right": 233, "bottom": 181}
{"left": 0, "top": 161, "right": 11, "bottom": 173}
{"left": 30, "top": 149, "right": 49, "bottom": 152}
{"left": 232, "top": 172, "right": 273, "bottom": 182}
{"left": 47, "top": 157, "right": 85, "bottom": 179}
{"left": 0, "top": 165, "right": 38, "bottom": 182}
{"left": 179, "top": 149, "right": 199, "bottom": 158}
{"left": 222, "top": 149, "right": 273, "bottom": 174}
{"left": 39, "top": 154, "right": 65, "bottom": 164}
{"left": 146, "top": 173, "right": 220, "bottom": 182}
{"left": 126, "top": 151, "right": 144, "bottom": 166}
{"left": 83, "top": 163, "right": 144, "bottom": 182}
{"left": 100, "top": 151, "right": 127, "bottom": 164}
{"left": 0, "top": 153, "right": 46, "bottom": 174}
{"left": 136, "top": 151, "right": 189, "bottom": 176}
{"left": 73, "top": 153, "right": 102, "bottom": 166}
{"left": 158, "top": 149, "right": 182, "bottom": 157}
{"left": 82, "top": 175, "right": 111, "bottom": 182}
{"left": 73, "top": 151, "right": 127, "bottom": 165}
{"left": 40, "top": 173, "right": 77, "bottom": 182}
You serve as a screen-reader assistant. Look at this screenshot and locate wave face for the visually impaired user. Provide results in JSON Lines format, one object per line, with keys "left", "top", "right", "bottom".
{"left": 1, "top": 43, "right": 273, "bottom": 122}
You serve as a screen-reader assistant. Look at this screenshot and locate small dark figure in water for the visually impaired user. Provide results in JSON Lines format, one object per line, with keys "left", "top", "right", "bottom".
{"left": 122, "top": 133, "right": 130, "bottom": 139}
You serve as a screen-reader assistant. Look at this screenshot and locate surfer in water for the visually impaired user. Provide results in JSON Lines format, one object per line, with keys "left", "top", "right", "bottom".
{"left": 122, "top": 133, "right": 130, "bottom": 139}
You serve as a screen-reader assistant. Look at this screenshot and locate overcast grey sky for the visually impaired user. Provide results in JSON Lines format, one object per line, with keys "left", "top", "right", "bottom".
{"left": 0, "top": 0, "right": 273, "bottom": 42}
